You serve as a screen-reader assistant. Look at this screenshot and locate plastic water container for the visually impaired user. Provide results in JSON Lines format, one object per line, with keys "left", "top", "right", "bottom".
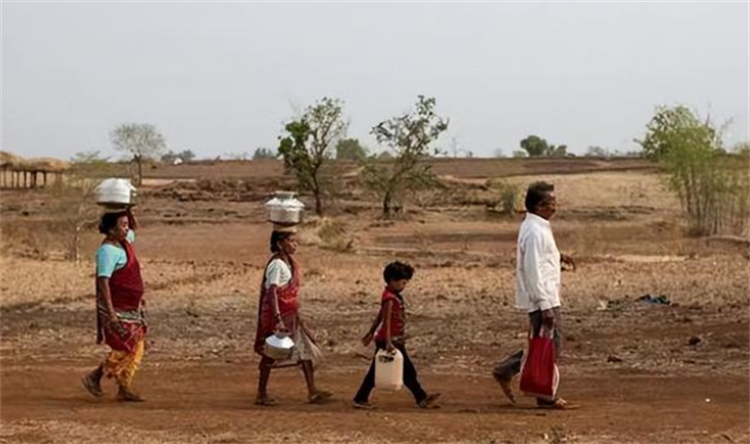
{"left": 374, "top": 349, "right": 403, "bottom": 391}
{"left": 95, "top": 178, "right": 136, "bottom": 207}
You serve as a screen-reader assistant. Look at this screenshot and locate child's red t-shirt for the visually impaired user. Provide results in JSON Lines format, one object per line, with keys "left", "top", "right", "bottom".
{"left": 375, "top": 287, "right": 405, "bottom": 342}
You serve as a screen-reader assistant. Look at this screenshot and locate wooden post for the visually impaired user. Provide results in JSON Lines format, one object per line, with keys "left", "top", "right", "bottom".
{"left": 32, "top": 171, "right": 37, "bottom": 188}
{"left": 43, "top": 171, "right": 48, "bottom": 187}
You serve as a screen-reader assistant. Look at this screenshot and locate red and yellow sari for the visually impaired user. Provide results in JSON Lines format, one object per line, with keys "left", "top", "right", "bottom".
{"left": 96, "top": 240, "right": 147, "bottom": 389}
{"left": 254, "top": 255, "right": 321, "bottom": 367}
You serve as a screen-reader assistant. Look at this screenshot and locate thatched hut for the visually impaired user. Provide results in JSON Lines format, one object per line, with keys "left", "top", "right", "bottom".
{"left": 0, "top": 151, "right": 70, "bottom": 189}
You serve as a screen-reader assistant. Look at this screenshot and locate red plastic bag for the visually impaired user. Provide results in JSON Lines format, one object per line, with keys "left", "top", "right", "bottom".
{"left": 519, "top": 328, "right": 559, "bottom": 401}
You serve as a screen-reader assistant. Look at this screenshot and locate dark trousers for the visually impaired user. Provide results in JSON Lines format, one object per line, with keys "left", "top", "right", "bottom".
{"left": 493, "top": 308, "right": 563, "bottom": 384}
{"left": 354, "top": 340, "right": 427, "bottom": 404}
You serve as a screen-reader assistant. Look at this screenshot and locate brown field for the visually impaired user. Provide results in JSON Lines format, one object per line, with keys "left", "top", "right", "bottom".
{"left": 1, "top": 158, "right": 748, "bottom": 444}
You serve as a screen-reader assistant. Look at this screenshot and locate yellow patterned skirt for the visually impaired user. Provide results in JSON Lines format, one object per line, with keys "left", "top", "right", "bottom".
{"left": 102, "top": 338, "right": 145, "bottom": 388}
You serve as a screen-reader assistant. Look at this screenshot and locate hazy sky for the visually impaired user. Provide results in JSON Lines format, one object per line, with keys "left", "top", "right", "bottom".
{"left": 3, "top": 2, "right": 748, "bottom": 160}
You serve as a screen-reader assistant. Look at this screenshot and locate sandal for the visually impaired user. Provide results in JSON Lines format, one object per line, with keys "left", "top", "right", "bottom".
{"left": 308, "top": 390, "right": 333, "bottom": 404}
{"left": 254, "top": 396, "right": 277, "bottom": 407}
{"left": 81, "top": 375, "right": 103, "bottom": 398}
{"left": 352, "top": 400, "right": 375, "bottom": 410}
{"left": 493, "top": 374, "right": 516, "bottom": 404}
{"left": 538, "top": 397, "right": 577, "bottom": 410}
{"left": 418, "top": 393, "right": 441, "bottom": 409}
{"left": 116, "top": 388, "right": 145, "bottom": 403}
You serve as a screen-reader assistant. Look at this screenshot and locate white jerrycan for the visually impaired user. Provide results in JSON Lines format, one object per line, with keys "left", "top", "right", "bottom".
{"left": 374, "top": 348, "right": 404, "bottom": 391}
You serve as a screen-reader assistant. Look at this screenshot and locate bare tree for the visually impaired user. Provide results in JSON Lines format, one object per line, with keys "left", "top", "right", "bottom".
{"left": 637, "top": 105, "right": 748, "bottom": 235}
{"left": 278, "top": 97, "right": 347, "bottom": 215}
{"left": 111, "top": 123, "right": 167, "bottom": 186}
{"left": 363, "top": 95, "right": 449, "bottom": 218}
{"left": 48, "top": 154, "right": 103, "bottom": 264}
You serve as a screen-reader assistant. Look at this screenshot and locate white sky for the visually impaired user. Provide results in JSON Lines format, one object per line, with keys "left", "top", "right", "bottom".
{"left": 2, "top": 1, "right": 748, "bottom": 160}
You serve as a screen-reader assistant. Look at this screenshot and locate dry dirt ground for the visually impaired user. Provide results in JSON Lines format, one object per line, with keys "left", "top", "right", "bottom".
{"left": 1, "top": 160, "right": 748, "bottom": 444}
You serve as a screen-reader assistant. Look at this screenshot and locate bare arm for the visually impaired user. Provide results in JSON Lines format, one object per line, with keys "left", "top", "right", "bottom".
{"left": 126, "top": 207, "right": 138, "bottom": 231}
{"left": 367, "top": 310, "right": 383, "bottom": 335}
{"left": 267, "top": 285, "right": 286, "bottom": 331}
{"left": 382, "top": 300, "right": 394, "bottom": 352}
{"left": 96, "top": 277, "right": 127, "bottom": 336}
{"left": 96, "top": 277, "right": 117, "bottom": 320}
{"left": 361, "top": 310, "right": 384, "bottom": 346}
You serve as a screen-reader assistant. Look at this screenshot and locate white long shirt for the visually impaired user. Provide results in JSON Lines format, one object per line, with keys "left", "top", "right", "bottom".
{"left": 515, "top": 212, "right": 561, "bottom": 312}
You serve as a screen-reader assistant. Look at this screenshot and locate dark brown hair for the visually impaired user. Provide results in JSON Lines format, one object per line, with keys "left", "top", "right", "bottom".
{"left": 98, "top": 211, "right": 127, "bottom": 235}
{"left": 383, "top": 261, "right": 415, "bottom": 283}
{"left": 524, "top": 181, "right": 555, "bottom": 212}
{"left": 270, "top": 231, "right": 294, "bottom": 253}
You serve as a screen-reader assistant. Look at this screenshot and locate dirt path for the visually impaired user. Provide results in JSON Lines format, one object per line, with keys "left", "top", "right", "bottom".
{"left": 1, "top": 360, "right": 747, "bottom": 444}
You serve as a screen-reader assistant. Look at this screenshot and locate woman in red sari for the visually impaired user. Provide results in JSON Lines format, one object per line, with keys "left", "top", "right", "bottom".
{"left": 82, "top": 208, "right": 147, "bottom": 402}
{"left": 254, "top": 230, "right": 331, "bottom": 406}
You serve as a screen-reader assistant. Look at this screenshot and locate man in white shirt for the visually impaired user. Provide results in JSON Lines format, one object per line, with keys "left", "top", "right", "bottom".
{"left": 493, "top": 181, "right": 575, "bottom": 409}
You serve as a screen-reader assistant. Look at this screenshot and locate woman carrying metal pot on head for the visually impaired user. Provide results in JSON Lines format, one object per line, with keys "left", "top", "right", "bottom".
{"left": 82, "top": 207, "right": 147, "bottom": 402}
{"left": 254, "top": 228, "right": 331, "bottom": 406}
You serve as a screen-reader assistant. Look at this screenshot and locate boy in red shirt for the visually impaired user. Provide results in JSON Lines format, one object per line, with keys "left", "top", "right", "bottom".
{"left": 353, "top": 261, "right": 441, "bottom": 409}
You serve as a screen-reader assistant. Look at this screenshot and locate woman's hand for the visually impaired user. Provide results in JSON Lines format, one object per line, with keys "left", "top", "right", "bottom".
{"left": 108, "top": 312, "right": 119, "bottom": 325}
{"left": 108, "top": 313, "right": 126, "bottom": 336}
{"left": 274, "top": 313, "right": 288, "bottom": 333}
{"left": 126, "top": 206, "right": 138, "bottom": 231}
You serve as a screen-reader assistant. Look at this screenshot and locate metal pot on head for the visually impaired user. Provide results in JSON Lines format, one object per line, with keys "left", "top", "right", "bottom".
{"left": 95, "top": 178, "right": 137, "bottom": 210}
{"left": 265, "top": 191, "right": 304, "bottom": 225}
